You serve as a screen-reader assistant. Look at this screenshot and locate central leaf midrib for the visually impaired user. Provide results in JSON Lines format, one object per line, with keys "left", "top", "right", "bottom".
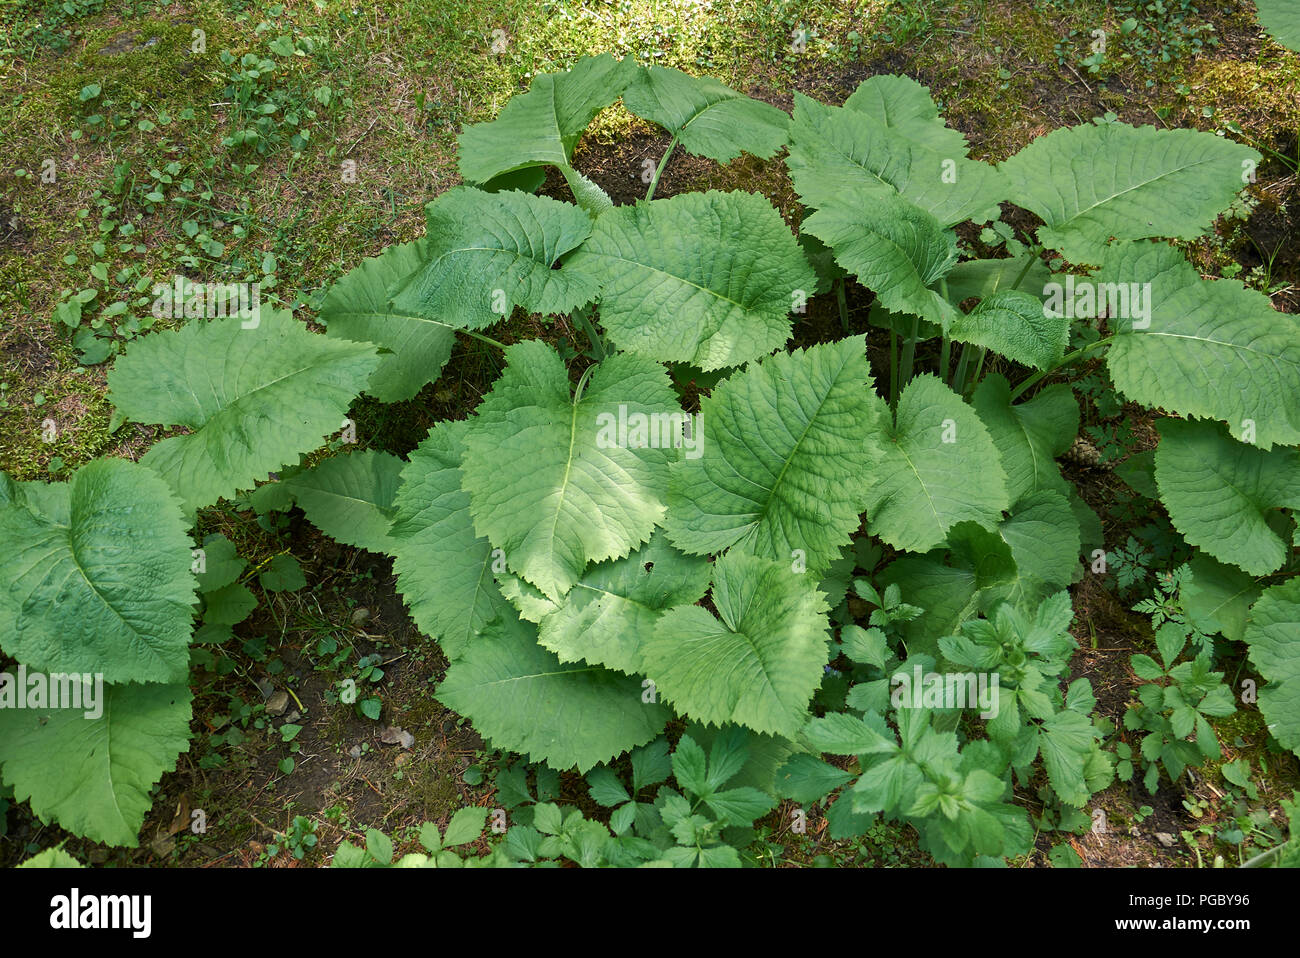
{"left": 594, "top": 251, "right": 749, "bottom": 312}
{"left": 1055, "top": 153, "right": 1226, "bottom": 224}
{"left": 749, "top": 352, "right": 855, "bottom": 533}
{"left": 538, "top": 387, "right": 584, "bottom": 591}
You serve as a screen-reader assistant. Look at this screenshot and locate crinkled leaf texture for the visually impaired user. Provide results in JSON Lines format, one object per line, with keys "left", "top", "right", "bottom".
{"left": 565, "top": 190, "right": 817, "bottom": 370}
{"left": 971, "top": 374, "right": 1077, "bottom": 503}
{"left": 0, "top": 462, "right": 196, "bottom": 684}
{"left": 457, "top": 53, "right": 634, "bottom": 184}
{"left": 390, "top": 188, "right": 598, "bottom": 330}
{"left": 319, "top": 240, "right": 454, "bottom": 402}
{"left": 802, "top": 194, "right": 959, "bottom": 329}
{"left": 623, "top": 64, "right": 789, "bottom": 162}
{"left": 1244, "top": 579, "right": 1300, "bottom": 756}
{"left": 865, "top": 374, "right": 1009, "bottom": 553}
{"left": 435, "top": 614, "right": 668, "bottom": 773}
{"left": 107, "top": 309, "right": 380, "bottom": 513}
{"left": 461, "top": 341, "right": 678, "bottom": 600}
{"left": 279, "top": 449, "right": 404, "bottom": 554}
{"left": 949, "top": 289, "right": 1068, "bottom": 370}
{"left": 1000, "top": 122, "right": 1259, "bottom": 263}
{"left": 19, "top": 848, "right": 84, "bottom": 868}
{"left": 642, "top": 553, "right": 831, "bottom": 738}
{"left": 499, "top": 531, "right": 710, "bottom": 676}
{"left": 786, "top": 93, "right": 1005, "bottom": 227}
{"left": 1154, "top": 418, "right": 1300, "bottom": 576}
{"left": 0, "top": 682, "right": 193, "bottom": 846}
{"left": 390, "top": 420, "right": 513, "bottom": 661}
{"left": 1098, "top": 242, "right": 1300, "bottom": 449}
{"left": 843, "top": 74, "right": 971, "bottom": 154}
{"left": 666, "top": 336, "right": 878, "bottom": 574}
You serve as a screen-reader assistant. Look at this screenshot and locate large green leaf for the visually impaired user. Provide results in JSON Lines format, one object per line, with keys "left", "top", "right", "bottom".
{"left": 435, "top": 614, "right": 669, "bottom": 772}
{"left": 18, "top": 848, "right": 84, "bottom": 868}
{"left": 666, "top": 336, "right": 879, "bottom": 573}
{"left": 642, "top": 553, "right": 830, "bottom": 738}
{"left": 686, "top": 723, "right": 806, "bottom": 796}
{"left": 565, "top": 190, "right": 817, "bottom": 370}
{"left": 971, "top": 374, "right": 1077, "bottom": 502}
{"left": 390, "top": 188, "right": 598, "bottom": 330}
{"left": 623, "top": 65, "right": 789, "bottom": 162}
{"left": 461, "top": 341, "right": 679, "bottom": 600}
{"left": 1001, "top": 122, "right": 1259, "bottom": 263}
{"left": 319, "top": 240, "right": 455, "bottom": 402}
{"left": 842, "top": 74, "right": 970, "bottom": 155}
{"left": 943, "top": 255, "right": 1052, "bottom": 305}
{"left": 1098, "top": 242, "right": 1300, "bottom": 448}
{"left": 786, "top": 93, "right": 1005, "bottom": 227}
{"left": 801, "top": 194, "right": 959, "bottom": 329}
{"left": 865, "top": 374, "right": 1010, "bottom": 553}
{"left": 948, "top": 289, "right": 1068, "bottom": 370}
{"left": 0, "top": 682, "right": 192, "bottom": 846}
{"left": 879, "top": 522, "right": 1018, "bottom": 655}
{"left": 390, "top": 420, "right": 513, "bottom": 661}
{"left": 194, "top": 532, "right": 246, "bottom": 594}
{"left": 1154, "top": 418, "right": 1300, "bottom": 576}
{"left": 1255, "top": 0, "right": 1300, "bottom": 51}
{"left": 457, "top": 53, "right": 634, "bottom": 184}
{"left": 990, "top": 490, "right": 1081, "bottom": 610}
{"left": 500, "top": 532, "right": 711, "bottom": 675}
{"left": 279, "top": 449, "right": 404, "bottom": 554}
{"left": 1037, "top": 708, "right": 1097, "bottom": 806}
{"left": 1243, "top": 579, "right": 1300, "bottom": 755}
{"left": 0, "top": 461, "right": 196, "bottom": 683}
{"left": 107, "top": 309, "right": 380, "bottom": 513}
{"left": 1184, "top": 553, "right": 1260, "bottom": 645}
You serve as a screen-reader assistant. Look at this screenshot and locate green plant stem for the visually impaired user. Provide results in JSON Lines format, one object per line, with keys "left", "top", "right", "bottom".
{"left": 571, "top": 306, "right": 606, "bottom": 361}
{"left": 936, "top": 278, "right": 950, "bottom": 377}
{"left": 965, "top": 347, "right": 987, "bottom": 395}
{"left": 899, "top": 314, "right": 920, "bottom": 391}
{"left": 1009, "top": 250, "right": 1039, "bottom": 291}
{"left": 835, "top": 277, "right": 849, "bottom": 332}
{"left": 1010, "top": 335, "right": 1113, "bottom": 400}
{"left": 889, "top": 329, "right": 899, "bottom": 406}
{"left": 461, "top": 328, "right": 508, "bottom": 351}
{"left": 574, "top": 362, "right": 597, "bottom": 403}
{"left": 1240, "top": 844, "right": 1285, "bottom": 868}
{"left": 952, "top": 342, "right": 972, "bottom": 390}
{"left": 644, "top": 134, "right": 679, "bottom": 203}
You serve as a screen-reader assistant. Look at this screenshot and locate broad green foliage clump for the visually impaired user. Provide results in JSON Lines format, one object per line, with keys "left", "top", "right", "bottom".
{"left": 3, "top": 55, "right": 1298, "bottom": 865}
